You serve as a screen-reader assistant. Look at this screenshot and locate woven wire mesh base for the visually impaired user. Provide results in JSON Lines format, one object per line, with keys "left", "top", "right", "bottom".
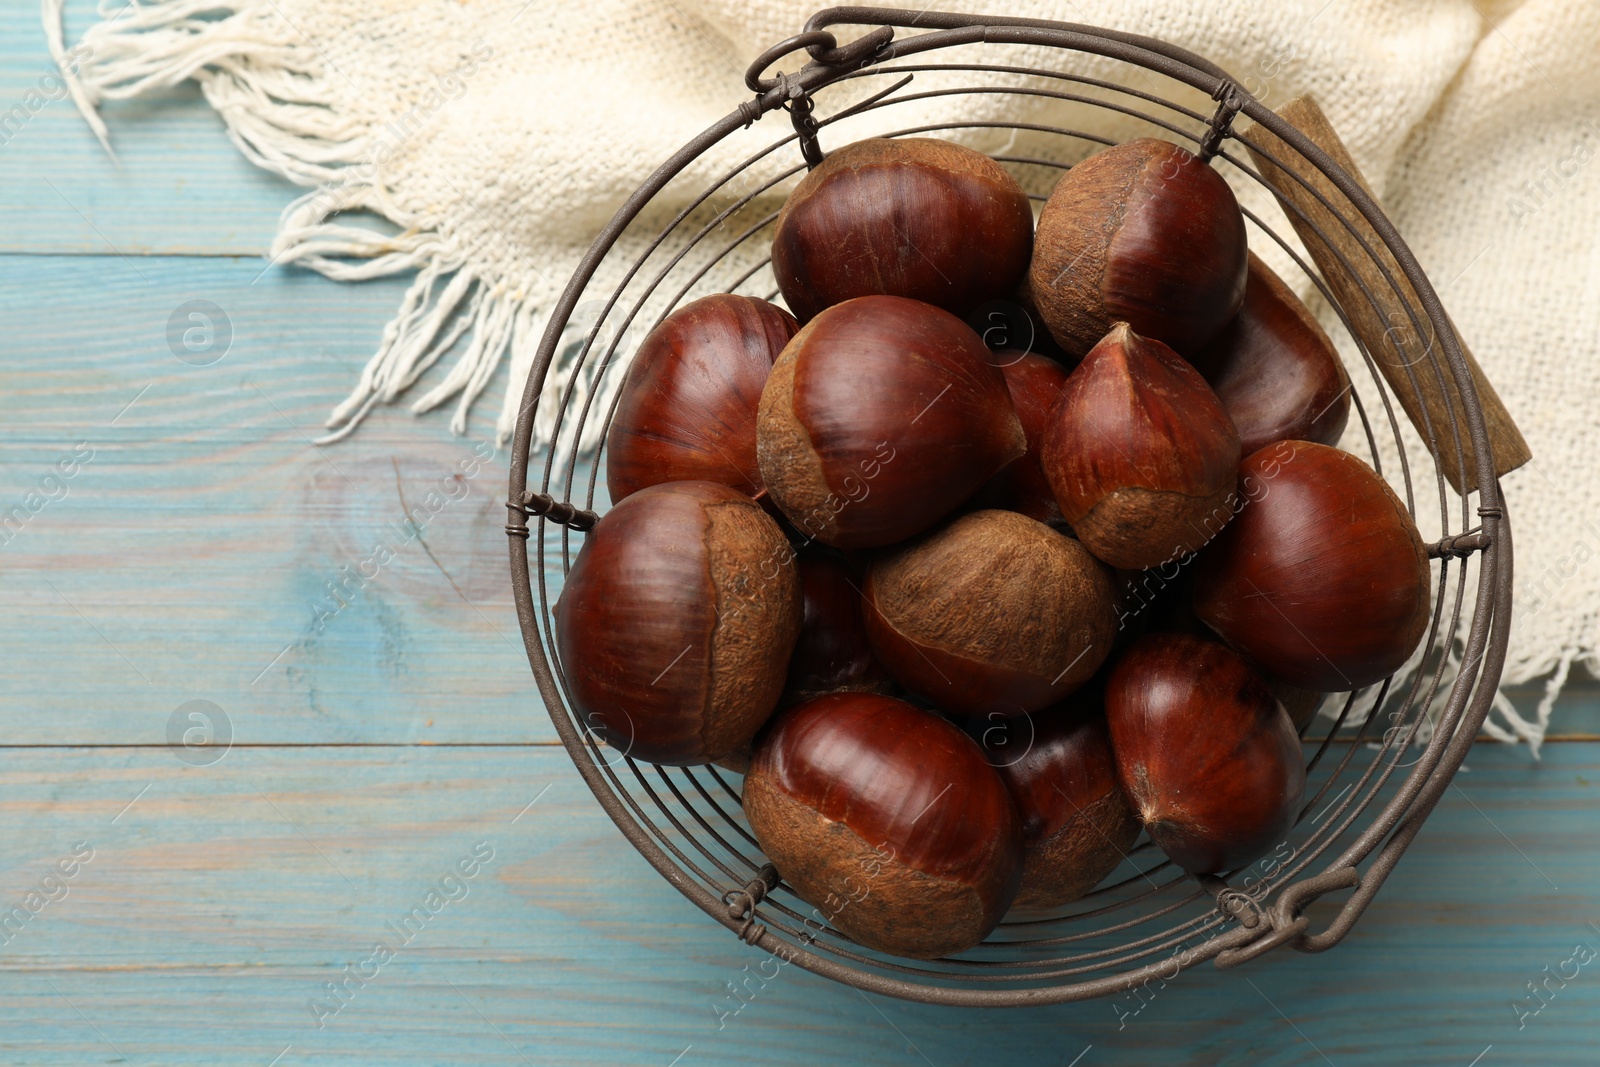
{"left": 506, "top": 7, "right": 1513, "bottom": 1006}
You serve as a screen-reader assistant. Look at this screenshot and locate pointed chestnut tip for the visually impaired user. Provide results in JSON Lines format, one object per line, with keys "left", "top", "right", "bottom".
{"left": 1084, "top": 321, "right": 1142, "bottom": 374}
{"left": 1089, "top": 320, "right": 1187, "bottom": 374}
{"left": 1094, "top": 321, "right": 1141, "bottom": 357}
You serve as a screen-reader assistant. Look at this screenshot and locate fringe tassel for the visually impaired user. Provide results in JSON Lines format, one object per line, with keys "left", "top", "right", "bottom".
{"left": 495, "top": 302, "right": 546, "bottom": 446}
{"left": 1525, "top": 650, "right": 1575, "bottom": 758}
{"left": 44, "top": 0, "right": 604, "bottom": 448}
{"left": 1351, "top": 636, "right": 1553, "bottom": 760}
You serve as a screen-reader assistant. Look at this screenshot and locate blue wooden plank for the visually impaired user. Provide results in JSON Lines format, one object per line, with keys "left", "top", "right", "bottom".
{"left": 1502, "top": 677, "right": 1600, "bottom": 738}
{"left": 0, "top": 251, "right": 606, "bottom": 744}
{"left": 0, "top": 741, "right": 1591, "bottom": 1065}
{"left": 0, "top": 1, "right": 295, "bottom": 255}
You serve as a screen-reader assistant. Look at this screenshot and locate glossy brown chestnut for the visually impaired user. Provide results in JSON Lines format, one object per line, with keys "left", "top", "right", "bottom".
{"left": 757, "top": 295, "right": 1026, "bottom": 548}
{"left": 1105, "top": 633, "right": 1305, "bottom": 874}
{"left": 1030, "top": 138, "right": 1248, "bottom": 358}
{"left": 1270, "top": 680, "right": 1324, "bottom": 734}
{"left": 605, "top": 294, "right": 799, "bottom": 503}
{"left": 864, "top": 510, "right": 1115, "bottom": 716}
{"left": 554, "top": 481, "right": 801, "bottom": 765}
{"left": 743, "top": 693, "right": 1023, "bottom": 958}
{"left": 1193, "top": 440, "right": 1430, "bottom": 691}
{"left": 772, "top": 137, "right": 1034, "bottom": 321}
{"left": 1041, "top": 323, "right": 1241, "bottom": 569}
{"left": 784, "top": 548, "right": 894, "bottom": 705}
{"left": 1192, "top": 253, "right": 1351, "bottom": 456}
{"left": 974, "top": 351, "right": 1070, "bottom": 525}
{"left": 978, "top": 698, "right": 1139, "bottom": 908}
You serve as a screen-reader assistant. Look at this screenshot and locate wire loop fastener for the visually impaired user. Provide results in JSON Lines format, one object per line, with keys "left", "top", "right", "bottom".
{"left": 1428, "top": 527, "right": 1492, "bottom": 559}
{"left": 779, "top": 73, "right": 826, "bottom": 168}
{"left": 722, "top": 864, "right": 781, "bottom": 945}
{"left": 506, "top": 492, "right": 598, "bottom": 535}
{"left": 1197, "top": 873, "right": 1263, "bottom": 929}
{"left": 1198, "top": 79, "right": 1245, "bottom": 163}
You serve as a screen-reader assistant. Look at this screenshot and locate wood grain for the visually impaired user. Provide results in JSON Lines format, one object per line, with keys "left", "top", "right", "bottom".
{"left": 0, "top": 744, "right": 1588, "bottom": 1066}
{"left": 0, "top": 253, "right": 601, "bottom": 745}
{"left": 1242, "top": 94, "right": 1531, "bottom": 494}
{"left": 0, "top": 2, "right": 292, "bottom": 255}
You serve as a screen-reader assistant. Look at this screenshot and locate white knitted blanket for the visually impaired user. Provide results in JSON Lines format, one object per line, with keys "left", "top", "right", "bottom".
{"left": 45, "top": 0, "right": 1600, "bottom": 748}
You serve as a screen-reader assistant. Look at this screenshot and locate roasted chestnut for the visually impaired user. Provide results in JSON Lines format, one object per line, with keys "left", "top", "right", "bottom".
{"left": 784, "top": 548, "right": 894, "bottom": 705}
{"left": 1192, "top": 440, "right": 1431, "bottom": 691}
{"left": 978, "top": 697, "right": 1139, "bottom": 908}
{"left": 863, "top": 509, "right": 1115, "bottom": 715}
{"left": 605, "top": 294, "right": 798, "bottom": 503}
{"left": 1041, "top": 323, "right": 1240, "bottom": 569}
{"left": 743, "top": 692, "right": 1023, "bottom": 958}
{"left": 973, "top": 350, "right": 1070, "bottom": 525}
{"left": 1030, "top": 138, "right": 1248, "bottom": 358}
{"left": 772, "top": 137, "right": 1034, "bottom": 321}
{"left": 757, "top": 295, "right": 1026, "bottom": 548}
{"left": 1192, "top": 253, "right": 1351, "bottom": 456}
{"left": 554, "top": 481, "right": 801, "bottom": 765}
{"left": 1105, "top": 633, "right": 1305, "bottom": 874}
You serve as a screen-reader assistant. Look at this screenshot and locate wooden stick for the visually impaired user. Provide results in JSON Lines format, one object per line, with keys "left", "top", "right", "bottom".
{"left": 1240, "top": 94, "right": 1530, "bottom": 495}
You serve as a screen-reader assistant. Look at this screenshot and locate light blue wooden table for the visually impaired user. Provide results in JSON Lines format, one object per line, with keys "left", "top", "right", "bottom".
{"left": 3, "top": 5, "right": 1598, "bottom": 1063}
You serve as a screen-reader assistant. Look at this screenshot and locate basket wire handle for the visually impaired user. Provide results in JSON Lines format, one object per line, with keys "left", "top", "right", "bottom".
{"left": 1213, "top": 866, "right": 1362, "bottom": 970}
{"left": 744, "top": 25, "right": 898, "bottom": 167}
{"left": 744, "top": 26, "right": 895, "bottom": 94}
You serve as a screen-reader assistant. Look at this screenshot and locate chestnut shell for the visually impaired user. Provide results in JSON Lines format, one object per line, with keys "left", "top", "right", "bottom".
{"left": 605, "top": 294, "right": 798, "bottom": 503}
{"left": 1041, "top": 323, "right": 1241, "bottom": 569}
{"left": 1105, "top": 633, "right": 1305, "bottom": 874}
{"left": 756, "top": 295, "right": 1026, "bottom": 548}
{"left": 1270, "top": 681, "right": 1324, "bottom": 734}
{"left": 863, "top": 510, "right": 1115, "bottom": 716}
{"left": 1192, "top": 440, "right": 1431, "bottom": 692}
{"left": 772, "top": 137, "right": 1034, "bottom": 321}
{"left": 744, "top": 692, "right": 1023, "bottom": 959}
{"left": 1029, "top": 138, "right": 1247, "bottom": 359}
{"left": 974, "top": 351, "right": 1070, "bottom": 525}
{"left": 554, "top": 481, "right": 801, "bottom": 765}
{"left": 784, "top": 548, "right": 894, "bottom": 705}
{"left": 1192, "top": 253, "right": 1351, "bottom": 457}
{"left": 980, "top": 699, "right": 1139, "bottom": 909}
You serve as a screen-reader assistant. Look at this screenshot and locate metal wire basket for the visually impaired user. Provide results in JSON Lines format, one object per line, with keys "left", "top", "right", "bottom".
{"left": 505, "top": 7, "right": 1513, "bottom": 1005}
